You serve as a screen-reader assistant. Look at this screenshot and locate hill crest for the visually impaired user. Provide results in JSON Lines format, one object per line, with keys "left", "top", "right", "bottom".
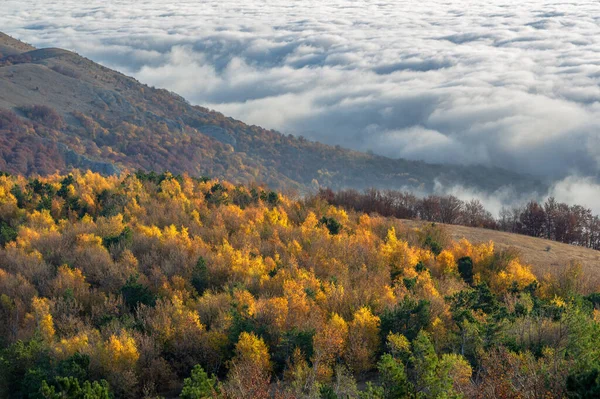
{"left": 0, "top": 32, "right": 544, "bottom": 194}
{"left": 0, "top": 32, "right": 36, "bottom": 55}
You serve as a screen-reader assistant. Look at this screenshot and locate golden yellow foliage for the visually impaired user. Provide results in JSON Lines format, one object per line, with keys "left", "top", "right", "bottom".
{"left": 436, "top": 250, "right": 456, "bottom": 275}
{"left": 313, "top": 313, "right": 348, "bottom": 381}
{"left": 283, "top": 279, "right": 311, "bottom": 329}
{"left": 386, "top": 332, "right": 411, "bottom": 356}
{"left": 27, "top": 209, "right": 57, "bottom": 231}
{"left": 0, "top": 176, "right": 18, "bottom": 219}
{"left": 51, "top": 265, "right": 89, "bottom": 299}
{"left": 301, "top": 211, "right": 320, "bottom": 237}
{"left": 233, "top": 331, "right": 271, "bottom": 373}
{"left": 0, "top": 171, "right": 584, "bottom": 397}
{"left": 31, "top": 296, "right": 54, "bottom": 342}
{"left": 492, "top": 259, "right": 537, "bottom": 293}
{"left": 441, "top": 353, "right": 473, "bottom": 391}
{"left": 76, "top": 233, "right": 103, "bottom": 247}
{"left": 346, "top": 307, "right": 380, "bottom": 373}
{"left": 381, "top": 227, "right": 419, "bottom": 277}
{"left": 96, "top": 214, "right": 126, "bottom": 238}
{"left": 233, "top": 289, "right": 256, "bottom": 317}
{"left": 265, "top": 207, "right": 289, "bottom": 227}
{"left": 54, "top": 332, "right": 90, "bottom": 359}
{"left": 100, "top": 330, "right": 139, "bottom": 371}
{"left": 256, "top": 297, "right": 288, "bottom": 330}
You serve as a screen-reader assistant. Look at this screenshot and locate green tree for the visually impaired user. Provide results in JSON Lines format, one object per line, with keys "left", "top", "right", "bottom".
{"left": 457, "top": 257, "right": 473, "bottom": 286}
{"left": 410, "top": 331, "right": 467, "bottom": 399}
{"left": 377, "top": 354, "right": 411, "bottom": 399}
{"left": 319, "top": 216, "right": 342, "bottom": 235}
{"left": 565, "top": 303, "right": 600, "bottom": 373}
{"left": 1, "top": 339, "right": 51, "bottom": 398}
{"left": 380, "top": 298, "right": 431, "bottom": 342}
{"left": 191, "top": 257, "right": 209, "bottom": 295}
{"left": 359, "top": 383, "right": 384, "bottom": 399}
{"left": 0, "top": 221, "right": 17, "bottom": 246}
{"left": 567, "top": 369, "right": 600, "bottom": 399}
{"left": 40, "top": 377, "right": 110, "bottom": 399}
{"left": 121, "top": 275, "right": 156, "bottom": 311}
{"left": 319, "top": 384, "right": 338, "bottom": 399}
{"left": 102, "top": 226, "right": 133, "bottom": 250}
{"left": 180, "top": 365, "right": 217, "bottom": 399}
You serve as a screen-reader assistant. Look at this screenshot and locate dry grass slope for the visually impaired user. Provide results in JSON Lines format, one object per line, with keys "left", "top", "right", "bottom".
{"left": 401, "top": 219, "right": 600, "bottom": 284}
{"left": 0, "top": 32, "right": 36, "bottom": 55}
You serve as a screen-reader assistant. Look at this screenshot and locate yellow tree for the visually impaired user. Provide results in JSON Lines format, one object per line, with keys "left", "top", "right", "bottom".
{"left": 312, "top": 313, "right": 348, "bottom": 382}
{"left": 50, "top": 265, "right": 90, "bottom": 302}
{"left": 491, "top": 259, "right": 537, "bottom": 293}
{"left": 436, "top": 250, "right": 456, "bottom": 276}
{"left": 346, "top": 307, "right": 380, "bottom": 374}
{"left": 96, "top": 329, "right": 140, "bottom": 397}
{"left": 0, "top": 175, "right": 19, "bottom": 220}
{"left": 100, "top": 330, "right": 139, "bottom": 371}
{"left": 226, "top": 332, "right": 272, "bottom": 399}
{"left": 31, "top": 296, "right": 54, "bottom": 343}
{"left": 381, "top": 228, "right": 419, "bottom": 280}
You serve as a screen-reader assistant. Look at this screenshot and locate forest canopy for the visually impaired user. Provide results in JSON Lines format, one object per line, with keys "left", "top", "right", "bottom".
{"left": 0, "top": 170, "right": 598, "bottom": 398}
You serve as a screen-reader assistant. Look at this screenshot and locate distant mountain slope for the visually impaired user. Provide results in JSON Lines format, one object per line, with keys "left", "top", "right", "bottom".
{"left": 0, "top": 32, "right": 544, "bottom": 193}
{"left": 0, "top": 32, "right": 35, "bottom": 56}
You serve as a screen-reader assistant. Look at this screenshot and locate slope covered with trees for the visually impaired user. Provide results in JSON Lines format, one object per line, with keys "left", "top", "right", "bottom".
{"left": 0, "top": 32, "right": 543, "bottom": 194}
{"left": 0, "top": 170, "right": 598, "bottom": 398}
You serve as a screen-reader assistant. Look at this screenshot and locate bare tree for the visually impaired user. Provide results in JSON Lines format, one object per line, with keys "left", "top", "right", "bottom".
{"left": 419, "top": 195, "right": 442, "bottom": 222}
{"left": 439, "top": 195, "right": 464, "bottom": 224}
{"left": 519, "top": 201, "right": 546, "bottom": 237}
{"left": 463, "top": 199, "right": 493, "bottom": 228}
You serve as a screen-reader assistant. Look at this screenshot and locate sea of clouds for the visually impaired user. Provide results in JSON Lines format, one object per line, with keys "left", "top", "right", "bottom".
{"left": 3, "top": 0, "right": 600, "bottom": 213}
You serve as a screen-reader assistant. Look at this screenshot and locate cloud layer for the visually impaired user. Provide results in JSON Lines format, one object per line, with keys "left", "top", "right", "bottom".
{"left": 3, "top": 0, "right": 600, "bottom": 206}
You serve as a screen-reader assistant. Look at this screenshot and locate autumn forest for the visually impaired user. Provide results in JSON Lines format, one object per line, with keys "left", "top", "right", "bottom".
{"left": 0, "top": 170, "right": 598, "bottom": 398}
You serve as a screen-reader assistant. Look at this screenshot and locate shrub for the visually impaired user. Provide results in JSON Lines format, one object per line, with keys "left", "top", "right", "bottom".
{"left": 50, "top": 65, "right": 81, "bottom": 79}
{"left": 18, "top": 105, "right": 65, "bottom": 129}
{"left": 319, "top": 216, "right": 342, "bottom": 235}
{"left": 41, "top": 377, "right": 110, "bottom": 399}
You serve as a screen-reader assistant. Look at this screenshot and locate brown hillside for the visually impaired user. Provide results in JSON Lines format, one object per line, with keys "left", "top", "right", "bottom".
{"left": 0, "top": 32, "right": 36, "bottom": 56}
{"left": 0, "top": 32, "right": 544, "bottom": 194}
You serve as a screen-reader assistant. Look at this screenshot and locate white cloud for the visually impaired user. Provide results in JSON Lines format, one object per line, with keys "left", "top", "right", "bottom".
{"left": 547, "top": 176, "right": 600, "bottom": 215}
{"left": 3, "top": 0, "right": 600, "bottom": 205}
{"left": 433, "top": 180, "right": 538, "bottom": 217}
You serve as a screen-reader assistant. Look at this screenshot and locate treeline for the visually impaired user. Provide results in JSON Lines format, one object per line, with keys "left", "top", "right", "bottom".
{"left": 318, "top": 188, "right": 600, "bottom": 250}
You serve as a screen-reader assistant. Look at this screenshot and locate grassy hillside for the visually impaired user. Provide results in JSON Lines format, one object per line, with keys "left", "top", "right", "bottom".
{"left": 401, "top": 219, "right": 600, "bottom": 290}
{"left": 0, "top": 32, "right": 543, "bottom": 194}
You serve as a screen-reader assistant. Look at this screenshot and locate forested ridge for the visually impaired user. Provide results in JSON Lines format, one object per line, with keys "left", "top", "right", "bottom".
{"left": 0, "top": 32, "right": 543, "bottom": 194}
{"left": 0, "top": 170, "right": 599, "bottom": 398}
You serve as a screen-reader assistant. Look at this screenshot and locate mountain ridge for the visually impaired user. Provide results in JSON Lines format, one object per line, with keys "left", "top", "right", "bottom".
{"left": 0, "top": 32, "right": 544, "bottom": 194}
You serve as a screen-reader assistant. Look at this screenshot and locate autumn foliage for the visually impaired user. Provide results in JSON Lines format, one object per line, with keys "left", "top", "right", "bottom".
{"left": 0, "top": 170, "right": 598, "bottom": 398}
